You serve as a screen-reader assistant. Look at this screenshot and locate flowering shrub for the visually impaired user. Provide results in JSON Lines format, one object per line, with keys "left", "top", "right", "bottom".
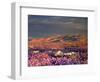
{"left": 28, "top": 51, "right": 87, "bottom": 66}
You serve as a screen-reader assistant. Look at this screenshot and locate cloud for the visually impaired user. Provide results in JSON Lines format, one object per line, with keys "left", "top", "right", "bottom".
{"left": 28, "top": 15, "right": 87, "bottom": 25}
{"left": 28, "top": 15, "right": 87, "bottom": 37}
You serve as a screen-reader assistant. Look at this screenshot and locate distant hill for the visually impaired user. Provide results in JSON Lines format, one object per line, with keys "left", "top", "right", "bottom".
{"left": 28, "top": 34, "right": 87, "bottom": 49}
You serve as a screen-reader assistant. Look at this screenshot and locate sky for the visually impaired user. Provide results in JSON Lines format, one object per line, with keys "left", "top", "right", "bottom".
{"left": 28, "top": 15, "right": 88, "bottom": 38}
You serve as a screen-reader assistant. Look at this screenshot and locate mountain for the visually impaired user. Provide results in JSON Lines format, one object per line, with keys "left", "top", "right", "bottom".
{"left": 28, "top": 34, "right": 87, "bottom": 49}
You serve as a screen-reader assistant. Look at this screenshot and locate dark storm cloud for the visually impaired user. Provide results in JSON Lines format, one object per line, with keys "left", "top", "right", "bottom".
{"left": 28, "top": 15, "right": 87, "bottom": 38}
